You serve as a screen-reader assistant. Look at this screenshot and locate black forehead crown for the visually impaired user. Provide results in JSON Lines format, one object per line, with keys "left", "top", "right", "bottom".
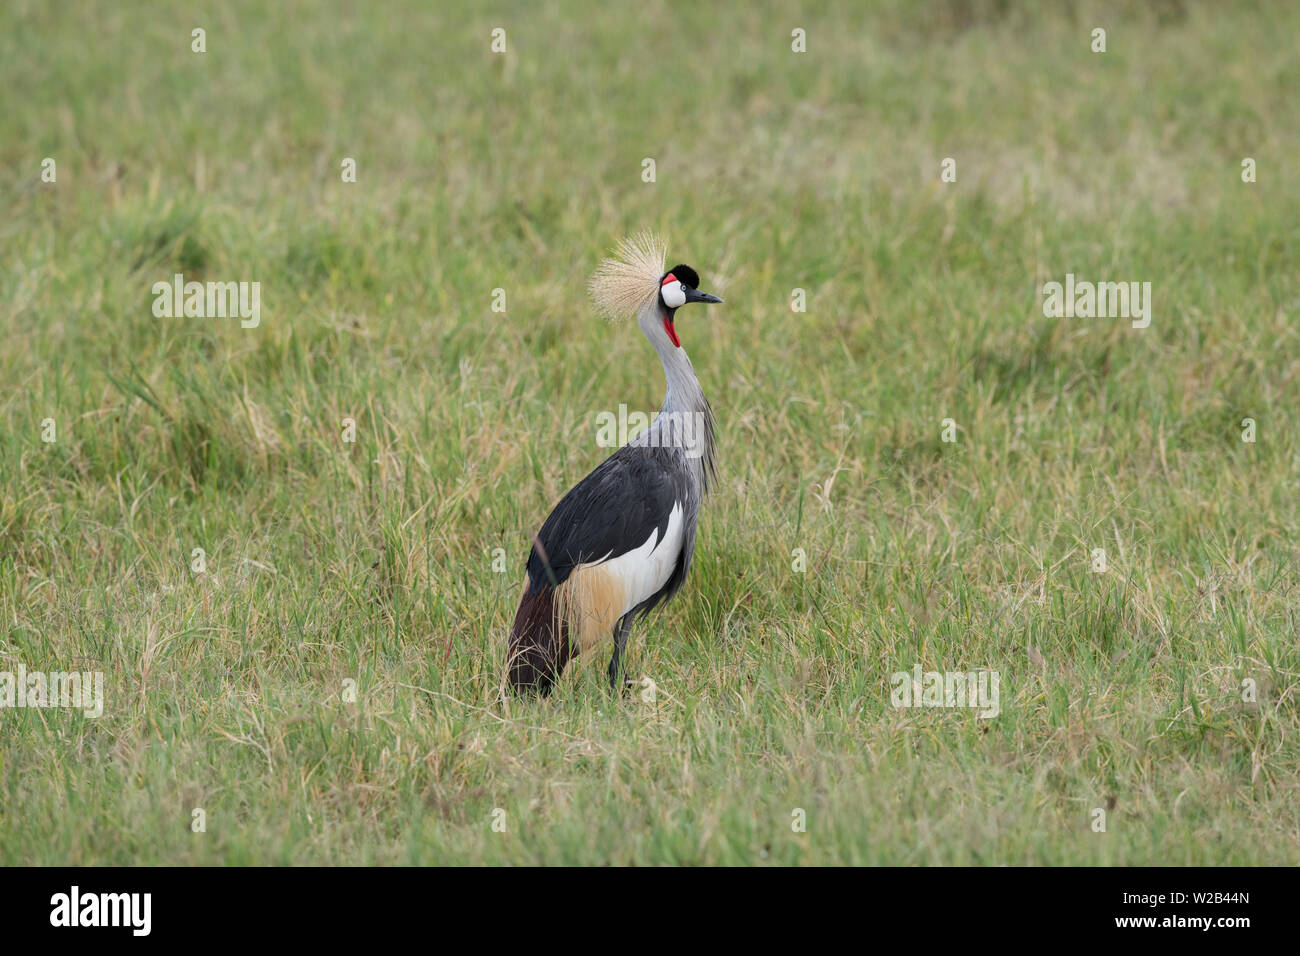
{"left": 665, "top": 264, "right": 700, "bottom": 288}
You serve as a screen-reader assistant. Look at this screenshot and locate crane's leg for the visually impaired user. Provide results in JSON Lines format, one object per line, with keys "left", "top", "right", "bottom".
{"left": 607, "top": 615, "right": 636, "bottom": 693}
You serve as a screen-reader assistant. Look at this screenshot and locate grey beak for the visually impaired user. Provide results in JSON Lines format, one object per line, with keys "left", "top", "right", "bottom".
{"left": 684, "top": 288, "right": 723, "bottom": 305}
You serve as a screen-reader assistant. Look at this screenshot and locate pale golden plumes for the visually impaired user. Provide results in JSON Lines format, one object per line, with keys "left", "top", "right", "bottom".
{"left": 588, "top": 230, "right": 667, "bottom": 320}
{"left": 555, "top": 562, "right": 627, "bottom": 653}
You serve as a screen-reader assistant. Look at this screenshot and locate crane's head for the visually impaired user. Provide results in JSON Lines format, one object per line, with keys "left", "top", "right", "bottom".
{"left": 588, "top": 232, "right": 724, "bottom": 351}
{"left": 657, "top": 265, "right": 723, "bottom": 348}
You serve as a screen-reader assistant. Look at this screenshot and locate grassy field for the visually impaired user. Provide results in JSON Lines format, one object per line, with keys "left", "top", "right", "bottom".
{"left": 2, "top": 0, "right": 1298, "bottom": 865}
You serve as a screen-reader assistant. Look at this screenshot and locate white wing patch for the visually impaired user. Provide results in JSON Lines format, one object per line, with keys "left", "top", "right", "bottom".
{"left": 599, "top": 501, "right": 685, "bottom": 618}
{"left": 557, "top": 502, "right": 686, "bottom": 654}
{"left": 605, "top": 502, "right": 686, "bottom": 613}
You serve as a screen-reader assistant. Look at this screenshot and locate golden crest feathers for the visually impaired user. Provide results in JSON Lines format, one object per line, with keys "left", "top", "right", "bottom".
{"left": 588, "top": 231, "right": 667, "bottom": 320}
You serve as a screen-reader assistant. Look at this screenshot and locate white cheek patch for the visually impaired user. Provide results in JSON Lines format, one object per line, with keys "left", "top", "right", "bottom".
{"left": 661, "top": 279, "right": 686, "bottom": 309}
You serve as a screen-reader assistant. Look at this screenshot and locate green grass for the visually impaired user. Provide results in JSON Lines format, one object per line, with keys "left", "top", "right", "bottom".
{"left": 1, "top": 0, "right": 1298, "bottom": 864}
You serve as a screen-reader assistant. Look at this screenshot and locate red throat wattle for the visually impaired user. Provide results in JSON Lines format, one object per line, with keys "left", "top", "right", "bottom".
{"left": 660, "top": 272, "right": 682, "bottom": 347}
{"left": 663, "top": 315, "right": 681, "bottom": 348}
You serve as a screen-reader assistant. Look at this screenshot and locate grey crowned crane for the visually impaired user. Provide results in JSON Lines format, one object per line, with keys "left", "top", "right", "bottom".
{"left": 507, "top": 233, "right": 724, "bottom": 696}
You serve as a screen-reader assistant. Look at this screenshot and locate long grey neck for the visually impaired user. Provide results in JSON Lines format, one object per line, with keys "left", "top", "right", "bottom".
{"left": 658, "top": 334, "right": 704, "bottom": 416}
{"left": 635, "top": 299, "right": 717, "bottom": 494}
